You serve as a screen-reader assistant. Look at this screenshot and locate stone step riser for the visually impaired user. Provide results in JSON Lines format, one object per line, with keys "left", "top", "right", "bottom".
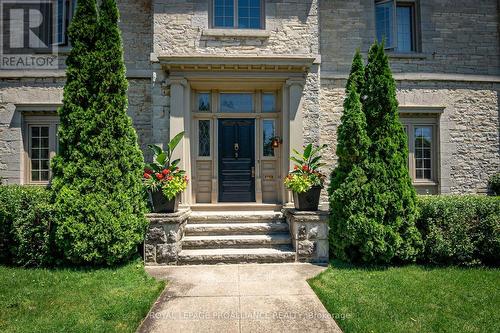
{"left": 188, "top": 218, "right": 285, "bottom": 224}
{"left": 182, "top": 236, "right": 292, "bottom": 249}
{"left": 184, "top": 223, "right": 289, "bottom": 236}
{"left": 178, "top": 253, "right": 295, "bottom": 265}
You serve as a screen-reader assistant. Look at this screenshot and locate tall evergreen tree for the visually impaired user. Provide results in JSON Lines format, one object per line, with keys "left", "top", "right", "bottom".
{"left": 361, "top": 41, "right": 422, "bottom": 262}
{"left": 328, "top": 43, "right": 421, "bottom": 264}
{"left": 329, "top": 50, "right": 369, "bottom": 194}
{"left": 51, "top": 0, "right": 148, "bottom": 265}
{"left": 328, "top": 51, "right": 372, "bottom": 261}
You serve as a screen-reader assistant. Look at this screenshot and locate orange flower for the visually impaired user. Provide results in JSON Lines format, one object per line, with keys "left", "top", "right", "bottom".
{"left": 167, "top": 176, "right": 173, "bottom": 181}
{"left": 156, "top": 173, "right": 164, "bottom": 180}
{"left": 144, "top": 173, "right": 151, "bottom": 179}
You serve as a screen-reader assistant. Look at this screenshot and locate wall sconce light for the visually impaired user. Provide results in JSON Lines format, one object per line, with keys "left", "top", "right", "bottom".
{"left": 271, "top": 136, "right": 282, "bottom": 148}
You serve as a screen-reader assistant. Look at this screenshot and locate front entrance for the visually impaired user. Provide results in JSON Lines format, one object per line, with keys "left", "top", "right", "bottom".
{"left": 218, "top": 119, "right": 255, "bottom": 202}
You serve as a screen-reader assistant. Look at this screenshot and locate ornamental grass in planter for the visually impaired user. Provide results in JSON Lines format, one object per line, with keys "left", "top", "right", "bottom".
{"left": 143, "top": 132, "right": 188, "bottom": 213}
{"left": 284, "top": 143, "right": 327, "bottom": 211}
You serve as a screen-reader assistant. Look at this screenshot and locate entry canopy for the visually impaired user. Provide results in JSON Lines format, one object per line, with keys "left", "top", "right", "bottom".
{"left": 156, "top": 54, "right": 317, "bottom": 73}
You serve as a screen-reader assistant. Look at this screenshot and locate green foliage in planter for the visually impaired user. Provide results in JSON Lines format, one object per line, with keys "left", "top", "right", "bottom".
{"left": 417, "top": 195, "right": 500, "bottom": 266}
{"left": 488, "top": 173, "right": 500, "bottom": 195}
{"left": 329, "top": 43, "right": 422, "bottom": 264}
{"left": 0, "top": 186, "right": 55, "bottom": 267}
{"left": 51, "top": 0, "right": 147, "bottom": 266}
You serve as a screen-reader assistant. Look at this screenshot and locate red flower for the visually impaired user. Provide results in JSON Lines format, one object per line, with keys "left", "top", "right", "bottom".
{"left": 156, "top": 173, "right": 164, "bottom": 180}
{"left": 144, "top": 168, "right": 153, "bottom": 174}
{"left": 294, "top": 165, "right": 299, "bottom": 170}
{"left": 143, "top": 173, "right": 151, "bottom": 179}
{"left": 167, "top": 176, "right": 173, "bottom": 181}
{"left": 162, "top": 169, "right": 170, "bottom": 175}
{"left": 302, "top": 165, "right": 309, "bottom": 172}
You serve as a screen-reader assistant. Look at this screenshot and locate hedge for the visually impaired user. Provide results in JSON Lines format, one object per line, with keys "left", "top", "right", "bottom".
{"left": 416, "top": 195, "right": 500, "bottom": 266}
{"left": 0, "top": 186, "right": 55, "bottom": 267}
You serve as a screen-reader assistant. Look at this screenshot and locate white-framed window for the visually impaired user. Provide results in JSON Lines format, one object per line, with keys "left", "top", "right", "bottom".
{"left": 375, "top": 0, "right": 419, "bottom": 52}
{"left": 400, "top": 117, "right": 439, "bottom": 184}
{"left": 23, "top": 115, "right": 59, "bottom": 184}
{"left": 211, "top": 0, "right": 264, "bottom": 29}
{"left": 262, "top": 119, "right": 276, "bottom": 157}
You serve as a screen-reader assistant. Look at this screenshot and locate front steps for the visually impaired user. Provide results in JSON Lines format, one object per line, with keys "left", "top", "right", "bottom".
{"left": 178, "top": 211, "right": 295, "bottom": 264}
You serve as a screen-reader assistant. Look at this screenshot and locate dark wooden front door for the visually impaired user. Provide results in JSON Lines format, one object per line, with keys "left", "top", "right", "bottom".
{"left": 218, "top": 119, "right": 255, "bottom": 202}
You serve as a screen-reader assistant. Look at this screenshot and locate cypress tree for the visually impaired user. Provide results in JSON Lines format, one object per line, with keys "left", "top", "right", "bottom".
{"left": 361, "top": 41, "right": 422, "bottom": 263}
{"left": 328, "top": 51, "right": 371, "bottom": 261}
{"left": 51, "top": 0, "right": 148, "bottom": 265}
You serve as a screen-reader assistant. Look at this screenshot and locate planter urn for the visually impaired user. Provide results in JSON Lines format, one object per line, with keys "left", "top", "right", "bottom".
{"left": 293, "top": 186, "right": 322, "bottom": 211}
{"left": 149, "top": 191, "right": 180, "bottom": 213}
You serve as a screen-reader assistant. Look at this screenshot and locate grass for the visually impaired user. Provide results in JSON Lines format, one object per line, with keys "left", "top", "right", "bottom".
{"left": 0, "top": 260, "right": 165, "bottom": 333}
{"left": 308, "top": 261, "right": 500, "bottom": 333}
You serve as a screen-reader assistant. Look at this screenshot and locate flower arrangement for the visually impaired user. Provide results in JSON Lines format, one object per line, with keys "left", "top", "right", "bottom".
{"left": 284, "top": 143, "right": 327, "bottom": 193}
{"left": 143, "top": 132, "right": 188, "bottom": 200}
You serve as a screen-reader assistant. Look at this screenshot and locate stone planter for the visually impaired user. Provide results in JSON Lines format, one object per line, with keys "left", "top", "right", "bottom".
{"left": 144, "top": 209, "right": 191, "bottom": 265}
{"left": 292, "top": 186, "right": 322, "bottom": 211}
{"left": 284, "top": 209, "right": 329, "bottom": 264}
{"left": 149, "top": 191, "right": 180, "bottom": 213}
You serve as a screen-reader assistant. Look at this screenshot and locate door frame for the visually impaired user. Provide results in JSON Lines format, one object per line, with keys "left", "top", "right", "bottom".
{"left": 217, "top": 118, "right": 256, "bottom": 202}
{"left": 191, "top": 89, "right": 282, "bottom": 204}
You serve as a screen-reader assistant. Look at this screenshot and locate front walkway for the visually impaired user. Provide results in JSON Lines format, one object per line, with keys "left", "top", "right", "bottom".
{"left": 139, "top": 263, "right": 342, "bottom": 333}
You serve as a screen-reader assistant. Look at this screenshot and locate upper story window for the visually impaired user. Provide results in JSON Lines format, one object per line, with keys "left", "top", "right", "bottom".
{"left": 212, "top": 0, "right": 264, "bottom": 29}
{"left": 375, "top": 0, "right": 419, "bottom": 52}
{"left": 55, "top": 0, "right": 77, "bottom": 46}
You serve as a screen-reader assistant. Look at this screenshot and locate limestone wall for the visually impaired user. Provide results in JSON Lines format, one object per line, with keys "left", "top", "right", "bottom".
{"left": 153, "top": 0, "right": 319, "bottom": 56}
{"left": 319, "top": 0, "right": 500, "bottom": 75}
{"left": 319, "top": 78, "right": 500, "bottom": 195}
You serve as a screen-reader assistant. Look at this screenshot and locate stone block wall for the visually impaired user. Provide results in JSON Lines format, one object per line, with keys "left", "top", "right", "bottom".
{"left": 319, "top": 0, "right": 500, "bottom": 75}
{"left": 153, "top": 0, "right": 319, "bottom": 56}
{"left": 144, "top": 210, "right": 190, "bottom": 265}
{"left": 319, "top": 78, "right": 500, "bottom": 196}
{"left": 284, "top": 209, "right": 329, "bottom": 264}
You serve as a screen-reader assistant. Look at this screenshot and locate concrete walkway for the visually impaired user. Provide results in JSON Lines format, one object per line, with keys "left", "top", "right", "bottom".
{"left": 139, "top": 264, "right": 342, "bottom": 333}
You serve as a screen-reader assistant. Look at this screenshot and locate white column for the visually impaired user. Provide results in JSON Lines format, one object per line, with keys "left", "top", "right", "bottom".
{"left": 168, "top": 76, "right": 192, "bottom": 205}
{"left": 284, "top": 78, "right": 305, "bottom": 205}
{"left": 151, "top": 64, "right": 168, "bottom": 150}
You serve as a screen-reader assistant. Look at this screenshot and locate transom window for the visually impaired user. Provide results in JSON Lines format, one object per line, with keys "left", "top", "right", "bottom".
{"left": 220, "top": 93, "right": 254, "bottom": 113}
{"left": 212, "top": 0, "right": 263, "bottom": 29}
{"left": 375, "top": 0, "right": 419, "bottom": 52}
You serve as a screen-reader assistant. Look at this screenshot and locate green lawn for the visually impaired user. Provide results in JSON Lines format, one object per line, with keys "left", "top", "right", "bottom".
{"left": 309, "top": 261, "right": 500, "bottom": 333}
{"left": 0, "top": 260, "right": 164, "bottom": 333}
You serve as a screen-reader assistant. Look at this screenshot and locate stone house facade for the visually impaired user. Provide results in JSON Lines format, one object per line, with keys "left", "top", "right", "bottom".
{"left": 1, "top": 0, "right": 499, "bottom": 208}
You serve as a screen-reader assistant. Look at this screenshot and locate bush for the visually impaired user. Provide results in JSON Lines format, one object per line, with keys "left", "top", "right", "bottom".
{"left": 0, "top": 186, "right": 55, "bottom": 267}
{"left": 329, "top": 42, "right": 422, "bottom": 264}
{"left": 417, "top": 195, "right": 500, "bottom": 266}
{"left": 488, "top": 173, "right": 500, "bottom": 195}
{"left": 51, "top": 0, "right": 147, "bottom": 265}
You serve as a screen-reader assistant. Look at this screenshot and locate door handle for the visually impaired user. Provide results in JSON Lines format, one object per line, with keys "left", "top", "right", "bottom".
{"left": 251, "top": 167, "right": 255, "bottom": 178}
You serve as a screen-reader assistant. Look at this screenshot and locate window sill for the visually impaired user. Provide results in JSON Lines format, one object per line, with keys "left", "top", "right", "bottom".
{"left": 413, "top": 180, "right": 438, "bottom": 186}
{"left": 202, "top": 29, "right": 270, "bottom": 39}
{"left": 387, "top": 52, "right": 427, "bottom": 60}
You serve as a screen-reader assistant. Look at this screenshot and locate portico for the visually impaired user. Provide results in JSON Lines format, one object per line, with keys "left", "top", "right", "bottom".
{"left": 152, "top": 55, "right": 315, "bottom": 207}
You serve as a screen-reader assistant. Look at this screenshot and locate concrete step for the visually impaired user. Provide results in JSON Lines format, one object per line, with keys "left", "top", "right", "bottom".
{"left": 178, "top": 247, "right": 296, "bottom": 265}
{"left": 184, "top": 222, "right": 289, "bottom": 236}
{"left": 190, "top": 203, "right": 282, "bottom": 212}
{"left": 188, "top": 211, "right": 284, "bottom": 224}
{"left": 182, "top": 233, "right": 292, "bottom": 249}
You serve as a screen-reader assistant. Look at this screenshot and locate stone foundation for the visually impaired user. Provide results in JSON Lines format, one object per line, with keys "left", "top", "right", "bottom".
{"left": 284, "top": 209, "right": 329, "bottom": 264}
{"left": 144, "top": 209, "right": 191, "bottom": 265}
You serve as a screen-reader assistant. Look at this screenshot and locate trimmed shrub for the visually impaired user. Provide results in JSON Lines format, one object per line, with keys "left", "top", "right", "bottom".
{"left": 329, "top": 42, "right": 422, "bottom": 264}
{"left": 417, "top": 195, "right": 500, "bottom": 266}
{"left": 488, "top": 173, "right": 500, "bottom": 195}
{"left": 51, "top": 0, "right": 147, "bottom": 265}
{"left": 0, "top": 186, "right": 55, "bottom": 267}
